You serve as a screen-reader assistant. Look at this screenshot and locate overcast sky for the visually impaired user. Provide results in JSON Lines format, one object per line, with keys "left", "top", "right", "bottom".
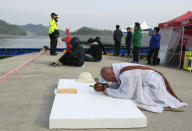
{"left": 0, "top": 0, "right": 191, "bottom": 31}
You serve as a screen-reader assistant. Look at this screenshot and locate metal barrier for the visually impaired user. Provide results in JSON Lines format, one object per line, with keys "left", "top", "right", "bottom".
{"left": 0, "top": 48, "right": 65, "bottom": 56}
{"left": 0, "top": 46, "right": 149, "bottom": 56}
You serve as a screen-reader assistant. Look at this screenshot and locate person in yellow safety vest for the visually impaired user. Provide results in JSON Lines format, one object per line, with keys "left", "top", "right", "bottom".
{"left": 49, "top": 12, "right": 60, "bottom": 56}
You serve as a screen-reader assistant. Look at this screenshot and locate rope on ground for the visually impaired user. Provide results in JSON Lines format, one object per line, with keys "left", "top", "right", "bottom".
{"left": 0, "top": 47, "right": 48, "bottom": 83}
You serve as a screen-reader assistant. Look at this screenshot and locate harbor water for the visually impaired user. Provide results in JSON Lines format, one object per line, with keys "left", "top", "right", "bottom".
{"left": 0, "top": 34, "right": 150, "bottom": 49}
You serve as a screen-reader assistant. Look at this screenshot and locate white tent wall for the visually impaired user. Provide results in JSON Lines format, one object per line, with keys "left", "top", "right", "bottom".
{"left": 183, "top": 26, "right": 192, "bottom": 50}
{"left": 159, "top": 27, "right": 183, "bottom": 66}
{"left": 184, "top": 34, "right": 192, "bottom": 49}
{"left": 159, "top": 28, "right": 173, "bottom": 65}
{"left": 141, "top": 32, "right": 151, "bottom": 47}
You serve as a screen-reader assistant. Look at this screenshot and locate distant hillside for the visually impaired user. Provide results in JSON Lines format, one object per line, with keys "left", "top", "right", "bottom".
{"left": 0, "top": 19, "right": 65, "bottom": 36}
{"left": 71, "top": 27, "right": 113, "bottom": 36}
{"left": 18, "top": 24, "right": 49, "bottom": 36}
{"left": 0, "top": 19, "right": 112, "bottom": 36}
{"left": 0, "top": 20, "right": 27, "bottom": 36}
{"left": 18, "top": 24, "right": 65, "bottom": 36}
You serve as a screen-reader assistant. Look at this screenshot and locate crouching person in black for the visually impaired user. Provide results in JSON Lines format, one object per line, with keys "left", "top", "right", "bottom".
{"left": 94, "top": 37, "right": 106, "bottom": 53}
{"left": 49, "top": 37, "right": 85, "bottom": 67}
{"left": 85, "top": 38, "right": 102, "bottom": 62}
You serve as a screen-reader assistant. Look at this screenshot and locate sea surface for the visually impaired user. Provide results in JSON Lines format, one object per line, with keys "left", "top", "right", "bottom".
{"left": 0, "top": 36, "right": 66, "bottom": 48}
{"left": 0, "top": 34, "right": 150, "bottom": 48}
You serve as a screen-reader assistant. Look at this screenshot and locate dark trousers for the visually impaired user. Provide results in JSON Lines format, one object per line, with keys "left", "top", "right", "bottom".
{"left": 147, "top": 48, "right": 159, "bottom": 65}
{"left": 133, "top": 47, "right": 139, "bottom": 62}
{"left": 126, "top": 44, "right": 131, "bottom": 57}
{"left": 85, "top": 54, "right": 96, "bottom": 62}
{"left": 115, "top": 41, "right": 121, "bottom": 55}
{"left": 49, "top": 35, "right": 57, "bottom": 55}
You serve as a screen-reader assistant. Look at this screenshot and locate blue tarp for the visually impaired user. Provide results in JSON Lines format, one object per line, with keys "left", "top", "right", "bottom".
{"left": 0, "top": 47, "right": 149, "bottom": 56}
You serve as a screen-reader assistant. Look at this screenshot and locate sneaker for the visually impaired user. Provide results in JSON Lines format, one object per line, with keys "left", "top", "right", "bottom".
{"left": 49, "top": 62, "right": 61, "bottom": 67}
{"left": 50, "top": 53, "right": 58, "bottom": 56}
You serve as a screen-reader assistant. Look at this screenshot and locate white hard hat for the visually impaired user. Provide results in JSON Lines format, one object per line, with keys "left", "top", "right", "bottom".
{"left": 76, "top": 72, "right": 94, "bottom": 83}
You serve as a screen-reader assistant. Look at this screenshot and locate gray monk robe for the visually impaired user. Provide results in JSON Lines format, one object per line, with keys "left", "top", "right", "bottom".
{"left": 105, "top": 63, "right": 187, "bottom": 113}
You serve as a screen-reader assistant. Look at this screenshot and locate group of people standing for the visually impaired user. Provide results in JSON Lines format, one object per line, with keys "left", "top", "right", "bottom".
{"left": 113, "top": 23, "right": 161, "bottom": 66}
{"left": 113, "top": 23, "right": 142, "bottom": 63}
{"left": 49, "top": 12, "right": 161, "bottom": 67}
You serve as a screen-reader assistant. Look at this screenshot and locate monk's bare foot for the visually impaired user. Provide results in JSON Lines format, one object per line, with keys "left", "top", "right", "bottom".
{"left": 164, "top": 107, "right": 184, "bottom": 112}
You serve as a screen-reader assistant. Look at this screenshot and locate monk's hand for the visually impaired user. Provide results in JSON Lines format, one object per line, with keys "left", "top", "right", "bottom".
{"left": 94, "top": 82, "right": 107, "bottom": 92}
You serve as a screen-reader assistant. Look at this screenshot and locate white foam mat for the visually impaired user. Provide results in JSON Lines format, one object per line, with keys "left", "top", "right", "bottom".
{"left": 49, "top": 79, "right": 147, "bottom": 129}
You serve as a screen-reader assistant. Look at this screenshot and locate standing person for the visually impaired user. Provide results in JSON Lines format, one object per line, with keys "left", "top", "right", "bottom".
{"left": 85, "top": 38, "right": 102, "bottom": 62}
{"left": 147, "top": 27, "right": 161, "bottom": 66}
{"left": 49, "top": 12, "right": 60, "bottom": 56}
{"left": 132, "top": 22, "right": 142, "bottom": 63}
{"left": 113, "top": 25, "right": 123, "bottom": 56}
{"left": 125, "top": 27, "right": 132, "bottom": 57}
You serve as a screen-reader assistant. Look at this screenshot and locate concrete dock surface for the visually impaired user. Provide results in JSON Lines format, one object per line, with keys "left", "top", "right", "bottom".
{"left": 0, "top": 52, "right": 192, "bottom": 131}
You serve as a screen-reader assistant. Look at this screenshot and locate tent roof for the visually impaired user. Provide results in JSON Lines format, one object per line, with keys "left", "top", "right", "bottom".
{"left": 159, "top": 11, "right": 192, "bottom": 28}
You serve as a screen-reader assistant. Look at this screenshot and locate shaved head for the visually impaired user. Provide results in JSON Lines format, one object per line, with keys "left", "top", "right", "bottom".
{"left": 100, "top": 66, "right": 116, "bottom": 82}
{"left": 100, "top": 66, "right": 112, "bottom": 75}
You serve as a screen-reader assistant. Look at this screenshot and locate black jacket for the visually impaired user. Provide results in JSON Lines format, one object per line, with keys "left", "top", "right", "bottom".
{"left": 59, "top": 37, "right": 85, "bottom": 66}
{"left": 86, "top": 44, "right": 102, "bottom": 61}
{"left": 113, "top": 29, "right": 123, "bottom": 42}
{"left": 125, "top": 31, "right": 132, "bottom": 45}
{"left": 94, "top": 39, "right": 105, "bottom": 52}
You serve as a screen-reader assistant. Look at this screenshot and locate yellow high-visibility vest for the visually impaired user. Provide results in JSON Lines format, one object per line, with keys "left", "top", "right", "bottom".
{"left": 49, "top": 18, "right": 59, "bottom": 34}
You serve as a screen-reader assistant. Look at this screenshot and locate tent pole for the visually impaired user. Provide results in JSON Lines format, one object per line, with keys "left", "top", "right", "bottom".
{"left": 178, "top": 26, "right": 185, "bottom": 69}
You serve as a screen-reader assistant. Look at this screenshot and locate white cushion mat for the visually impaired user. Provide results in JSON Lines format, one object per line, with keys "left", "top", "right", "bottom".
{"left": 49, "top": 79, "right": 147, "bottom": 129}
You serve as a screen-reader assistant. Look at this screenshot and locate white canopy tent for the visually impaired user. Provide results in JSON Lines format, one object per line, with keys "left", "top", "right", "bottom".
{"left": 127, "top": 21, "right": 150, "bottom": 30}
{"left": 121, "top": 21, "right": 151, "bottom": 34}
{"left": 141, "top": 21, "right": 150, "bottom": 30}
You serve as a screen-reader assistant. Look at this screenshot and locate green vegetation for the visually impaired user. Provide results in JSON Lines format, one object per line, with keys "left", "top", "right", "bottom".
{"left": 18, "top": 24, "right": 65, "bottom": 36}
{"left": 0, "top": 19, "right": 112, "bottom": 36}
{"left": 18, "top": 24, "right": 49, "bottom": 36}
{"left": 0, "top": 20, "right": 27, "bottom": 36}
{"left": 71, "top": 26, "right": 113, "bottom": 36}
{"left": 0, "top": 19, "right": 64, "bottom": 36}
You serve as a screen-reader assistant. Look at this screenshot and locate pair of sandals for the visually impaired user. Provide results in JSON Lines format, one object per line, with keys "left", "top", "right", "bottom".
{"left": 49, "top": 62, "right": 61, "bottom": 67}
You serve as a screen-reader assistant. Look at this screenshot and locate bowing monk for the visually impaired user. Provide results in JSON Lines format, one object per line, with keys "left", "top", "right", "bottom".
{"left": 95, "top": 63, "right": 187, "bottom": 113}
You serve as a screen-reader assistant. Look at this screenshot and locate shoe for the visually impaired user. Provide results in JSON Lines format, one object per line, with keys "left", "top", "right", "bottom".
{"left": 131, "top": 61, "right": 137, "bottom": 64}
{"left": 49, "top": 62, "right": 61, "bottom": 67}
{"left": 152, "top": 63, "right": 157, "bottom": 66}
{"left": 50, "top": 53, "right": 58, "bottom": 56}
